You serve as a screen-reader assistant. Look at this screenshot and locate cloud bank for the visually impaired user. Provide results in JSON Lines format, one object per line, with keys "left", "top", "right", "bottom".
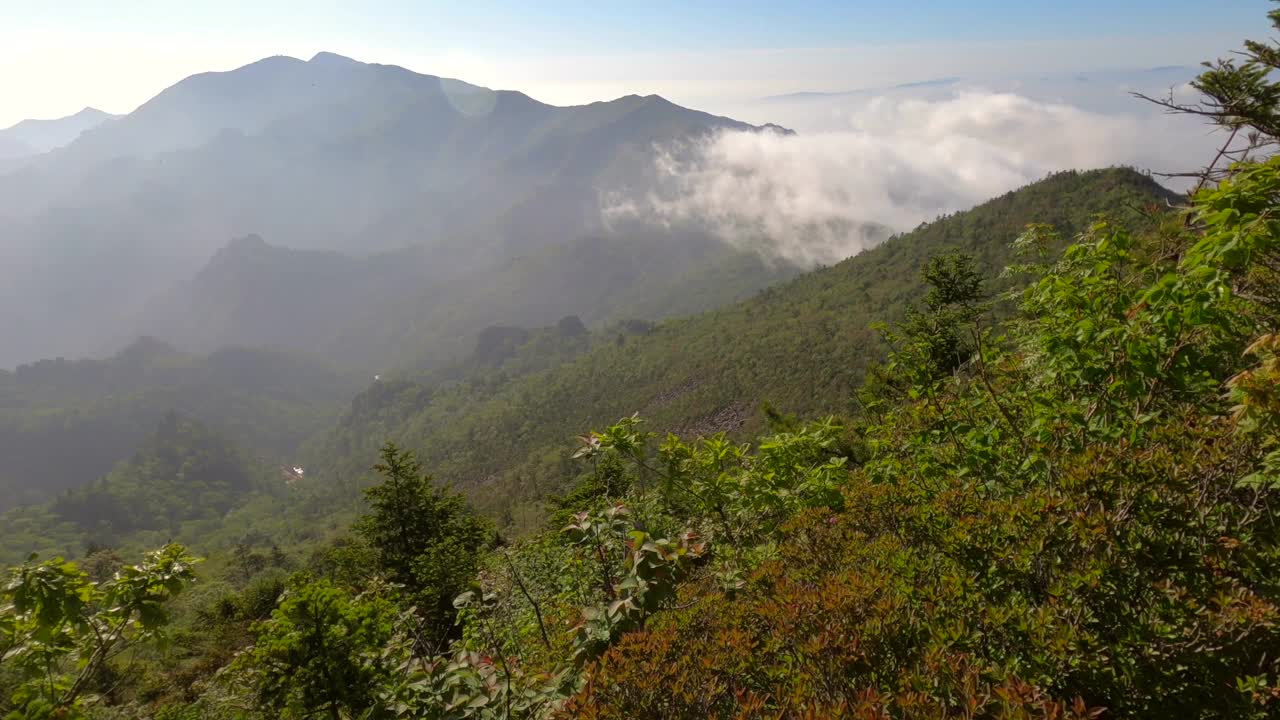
{"left": 611, "top": 88, "right": 1210, "bottom": 267}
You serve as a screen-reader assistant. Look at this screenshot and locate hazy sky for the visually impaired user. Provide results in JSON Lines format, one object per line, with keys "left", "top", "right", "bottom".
{"left": 0, "top": 0, "right": 1270, "bottom": 127}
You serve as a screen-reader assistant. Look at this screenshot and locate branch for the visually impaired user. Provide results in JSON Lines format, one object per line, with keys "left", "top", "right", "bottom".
{"left": 501, "top": 552, "right": 551, "bottom": 651}
{"left": 1195, "top": 126, "right": 1242, "bottom": 194}
{"left": 970, "top": 323, "right": 1026, "bottom": 454}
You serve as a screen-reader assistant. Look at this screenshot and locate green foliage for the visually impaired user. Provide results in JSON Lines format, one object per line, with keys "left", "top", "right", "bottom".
{"left": 0, "top": 545, "right": 198, "bottom": 719}
{"left": 0, "top": 339, "right": 357, "bottom": 513}
{"left": 1230, "top": 334, "right": 1280, "bottom": 489}
{"left": 881, "top": 251, "right": 989, "bottom": 387}
{"left": 561, "top": 504, "right": 705, "bottom": 667}
{"left": 555, "top": 28, "right": 1280, "bottom": 710}
{"left": 6, "top": 26, "right": 1269, "bottom": 719}
{"left": 228, "top": 578, "right": 397, "bottom": 719}
{"left": 307, "top": 168, "right": 1173, "bottom": 529}
{"left": 657, "top": 417, "right": 850, "bottom": 541}
{"left": 178, "top": 165, "right": 1184, "bottom": 720}
{"left": 0, "top": 414, "right": 287, "bottom": 565}
{"left": 356, "top": 443, "right": 494, "bottom": 648}
{"left": 376, "top": 630, "right": 572, "bottom": 720}
{"left": 565, "top": 192, "right": 1280, "bottom": 718}
{"left": 546, "top": 452, "right": 631, "bottom": 530}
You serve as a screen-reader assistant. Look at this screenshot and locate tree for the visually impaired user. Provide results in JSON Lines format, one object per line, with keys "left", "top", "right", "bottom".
{"left": 556, "top": 315, "right": 588, "bottom": 337}
{"left": 0, "top": 544, "right": 198, "bottom": 719}
{"left": 1135, "top": 1, "right": 1280, "bottom": 188}
{"left": 355, "top": 443, "right": 492, "bottom": 648}
{"left": 230, "top": 579, "right": 396, "bottom": 720}
{"left": 879, "top": 251, "right": 988, "bottom": 391}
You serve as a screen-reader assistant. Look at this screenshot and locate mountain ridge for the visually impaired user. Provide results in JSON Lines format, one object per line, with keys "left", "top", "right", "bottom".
{"left": 298, "top": 167, "right": 1176, "bottom": 526}
{"left": 0, "top": 52, "right": 782, "bottom": 369}
{"left": 0, "top": 106, "right": 116, "bottom": 160}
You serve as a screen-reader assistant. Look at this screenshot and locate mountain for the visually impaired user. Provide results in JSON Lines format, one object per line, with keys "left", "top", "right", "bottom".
{"left": 48, "top": 413, "right": 267, "bottom": 544}
{"left": 0, "top": 136, "right": 33, "bottom": 160}
{"left": 0, "top": 337, "right": 359, "bottom": 512}
{"left": 0, "top": 412, "right": 284, "bottom": 564}
{"left": 0, "top": 52, "right": 780, "bottom": 368}
{"left": 140, "top": 223, "right": 800, "bottom": 370}
{"left": 0, "top": 106, "right": 116, "bottom": 158}
{"left": 0, "top": 167, "right": 1167, "bottom": 553}
{"left": 0, "top": 165, "right": 1200, "bottom": 711}
{"left": 4, "top": 13, "right": 1277, "bottom": 715}
{"left": 138, "top": 235, "right": 424, "bottom": 367}
{"left": 302, "top": 167, "right": 1177, "bottom": 524}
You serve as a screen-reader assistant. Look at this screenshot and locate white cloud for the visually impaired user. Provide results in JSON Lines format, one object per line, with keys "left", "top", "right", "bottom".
{"left": 610, "top": 89, "right": 1213, "bottom": 267}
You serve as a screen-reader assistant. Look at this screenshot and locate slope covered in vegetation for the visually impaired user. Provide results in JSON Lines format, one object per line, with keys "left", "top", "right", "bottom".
{"left": 0, "top": 338, "right": 358, "bottom": 511}
{"left": 7, "top": 151, "right": 1275, "bottom": 717}
{"left": 145, "top": 225, "right": 798, "bottom": 372}
{"left": 308, "top": 167, "right": 1175, "bottom": 525}
{"left": 0, "top": 161, "right": 1190, "bottom": 720}
{"left": 6, "top": 12, "right": 1280, "bottom": 719}
{"left": 0, "top": 413, "right": 290, "bottom": 566}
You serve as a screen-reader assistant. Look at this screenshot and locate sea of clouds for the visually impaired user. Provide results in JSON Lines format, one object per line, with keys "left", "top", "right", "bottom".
{"left": 609, "top": 72, "right": 1217, "bottom": 266}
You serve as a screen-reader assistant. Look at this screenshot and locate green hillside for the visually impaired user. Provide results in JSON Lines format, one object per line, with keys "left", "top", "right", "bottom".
{"left": 0, "top": 168, "right": 1174, "bottom": 569}
{"left": 12, "top": 150, "right": 1279, "bottom": 716}
{"left": 0, "top": 414, "right": 287, "bottom": 564}
{"left": 307, "top": 167, "right": 1175, "bottom": 525}
{"left": 6, "top": 12, "right": 1280, "bottom": 718}
{"left": 149, "top": 225, "right": 798, "bottom": 372}
{"left": 0, "top": 338, "right": 358, "bottom": 511}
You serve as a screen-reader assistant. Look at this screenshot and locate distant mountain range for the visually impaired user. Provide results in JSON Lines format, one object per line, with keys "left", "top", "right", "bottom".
{"left": 761, "top": 77, "right": 964, "bottom": 101}
{"left": 0, "top": 52, "right": 789, "bottom": 369}
{"left": 140, "top": 226, "right": 797, "bottom": 370}
{"left": 0, "top": 107, "right": 117, "bottom": 159}
{"left": 758, "top": 66, "right": 1197, "bottom": 109}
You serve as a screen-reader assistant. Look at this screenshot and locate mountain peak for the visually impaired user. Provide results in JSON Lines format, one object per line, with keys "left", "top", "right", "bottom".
{"left": 309, "top": 51, "right": 361, "bottom": 66}
{"left": 0, "top": 106, "right": 118, "bottom": 155}
{"left": 618, "top": 93, "right": 667, "bottom": 103}
{"left": 225, "top": 233, "right": 270, "bottom": 252}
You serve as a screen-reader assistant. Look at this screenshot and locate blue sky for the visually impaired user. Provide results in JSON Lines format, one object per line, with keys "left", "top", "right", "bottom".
{"left": 354, "top": 1, "right": 1267, "bottom": 50}
{"left": 0, "top": 0, "right": 1271, "bottom": 125}
{"left": 6, "top": 1, "right": 1268, "bottom": 49}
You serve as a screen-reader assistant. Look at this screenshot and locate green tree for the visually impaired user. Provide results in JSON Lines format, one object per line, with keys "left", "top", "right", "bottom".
{"left": 355, "top": 443, "right": 492, "bottom": 648}
{"left": 884, "top": 251, "right": 988, "bottom": 386}
{"left": 230, "top": 579, "right": 396, "bottom": 720}
{"left": 1137, "top": 0, "right": 1280, "bottom": 187}
{"left": 0, "top": 544, "right": 198, "bottom": 719}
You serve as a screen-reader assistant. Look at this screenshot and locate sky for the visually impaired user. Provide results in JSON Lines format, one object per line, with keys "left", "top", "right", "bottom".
{"left": 0, "top": 0, "right": 1271, "bottom": 127}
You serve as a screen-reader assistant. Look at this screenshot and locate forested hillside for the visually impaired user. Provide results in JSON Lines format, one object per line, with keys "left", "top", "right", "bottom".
{"left": 142, "top": 224, "right": 798, "bottom": 371}
{"left": 4, "top": 10, "right": 1279, "bottom": 720}
{"left": 0, "top": 158, "right": 1185, "bottom": 720}
{"left": 8, "top": 144, "right": 1277, "bottom": 714}
{"left": 0, "top": 338, "right": 357, "bottom": 511}
{"left": 0, "top": 414, "right": 282, "bottom": 564}
{"left": 306, "top": 167, "right": 1174, "bottom": 525}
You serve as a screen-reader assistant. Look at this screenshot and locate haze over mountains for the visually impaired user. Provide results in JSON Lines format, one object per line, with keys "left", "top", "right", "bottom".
{"left": 5, "top": 4, "right": 1280, "bottom": 715}
{"left": 2, "top": 51, "right": 1208, "bottom": 373}
{"left": 0, "top": 51, "right": 791, "bottom": 369}
{"left": 0, "top": 106, "right": 116, "bottom": 162}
